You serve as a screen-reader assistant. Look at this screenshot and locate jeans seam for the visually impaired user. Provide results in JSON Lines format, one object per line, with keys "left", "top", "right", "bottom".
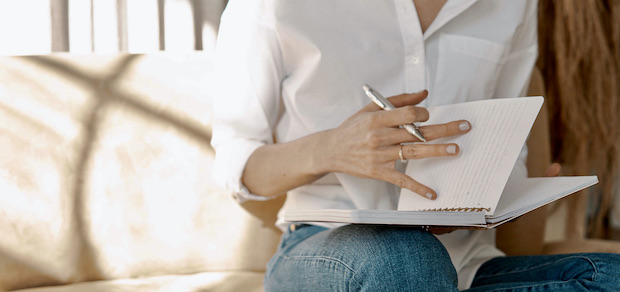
{"left": 584, "top": 256, "right": 599, "bottom": 282}
{"left": 479, "top": 279, "right": 590, "bottom": 292}
{"left": 348, "top": 259, "right": 365, "bottom": 291}
{"left": 475, "top": 256, "right": 598, "bottom": 280}
{"left": 284, "top": 255, "right": 357, "bottom": 272}
{"left": 475, "top": 262, "right": 555, "bottom": 279}
{"left": 283, "top": 255, "right": 363, "bottom": 288}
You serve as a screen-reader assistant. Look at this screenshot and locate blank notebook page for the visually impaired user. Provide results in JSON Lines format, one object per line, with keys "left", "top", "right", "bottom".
{"left": 398, "top": 97, "right": 543, "bottom": 214}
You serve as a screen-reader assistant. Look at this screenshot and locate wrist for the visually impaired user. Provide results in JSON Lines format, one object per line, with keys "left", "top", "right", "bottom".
{"left": 306, "top": 129, "right": 337, "bottom": 176}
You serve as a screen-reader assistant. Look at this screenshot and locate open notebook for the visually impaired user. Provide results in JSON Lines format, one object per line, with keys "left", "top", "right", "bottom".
{"left": 284, "top": 97, "right": 598, "bottom": 228}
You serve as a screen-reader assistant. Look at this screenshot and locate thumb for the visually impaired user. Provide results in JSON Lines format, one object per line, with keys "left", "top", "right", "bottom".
{"left": 544, "top": 163, "right": 561, "bottom": 177}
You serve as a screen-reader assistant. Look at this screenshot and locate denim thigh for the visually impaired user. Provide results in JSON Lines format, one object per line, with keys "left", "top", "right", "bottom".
{"left": 466, "top": 252, "right": 620, "bottom": 292}
{"left": 265, "top": 224, "right": 458, "bottom": 292}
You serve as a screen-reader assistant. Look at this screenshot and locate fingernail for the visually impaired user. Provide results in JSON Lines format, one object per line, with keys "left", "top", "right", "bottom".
{"left": 459, "top": 121, "right": 470, "bottom": 131}
{"left": 446, "top": 145, "right": 457, "bottom": 154}
{"left": 426, "top": 193, "right": 434, "bottom": 200}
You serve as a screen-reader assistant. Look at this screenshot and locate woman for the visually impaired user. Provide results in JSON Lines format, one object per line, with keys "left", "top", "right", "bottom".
{"left": 212, "top": 0, "right": 620, "bottom": 290}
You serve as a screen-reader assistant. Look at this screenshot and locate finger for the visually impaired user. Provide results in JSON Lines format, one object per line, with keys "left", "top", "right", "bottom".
{"left": 427, "top": 227, "right": 459, "bottom": 235}
{"left": 382, "top": 120, "right": 471, "bottom": 144}
{"left": 398, "top": 143, "right": 459, "bottom": 160}
{"left": 373, "top": 105, "right": 430, "bottom": 127}
{"left": 361, "top": 90, "right": 429, "bottom": 112}
{"left": 388, "top": 90, "right": 428, "bottom": 107}
{"left": 382, "top": 170, "right": 437, "bottom": 200}
{"left": 419, "top": 120, "right": 471, "bottom": 141}
{"left": 544, "top": 163, "right": 561, "bottom": 177}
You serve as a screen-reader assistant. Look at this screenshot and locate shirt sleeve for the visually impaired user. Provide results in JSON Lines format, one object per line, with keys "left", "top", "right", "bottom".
{"left": 210, "top": 1, "right": 285, "bottom": 203}
{"left": 493, "top": 0, "right": 539, "bottom": 178}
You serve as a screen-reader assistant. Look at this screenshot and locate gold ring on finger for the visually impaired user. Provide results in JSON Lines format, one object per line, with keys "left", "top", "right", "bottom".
{"left": 399, "top": 144, "right": 405, "bottom": 161}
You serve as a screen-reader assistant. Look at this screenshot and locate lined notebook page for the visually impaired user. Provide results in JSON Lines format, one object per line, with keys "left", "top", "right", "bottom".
{"left": 397, "top": 97, "right": 543, "bottom": 214}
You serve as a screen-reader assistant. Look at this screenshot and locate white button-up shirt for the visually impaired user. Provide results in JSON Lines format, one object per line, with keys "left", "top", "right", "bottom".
{"left": 212, "top": 0, "right": 537, "bottom": 289}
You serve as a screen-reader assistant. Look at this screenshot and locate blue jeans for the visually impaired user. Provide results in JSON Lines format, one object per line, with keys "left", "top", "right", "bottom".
{"left": 265, "top": 224, "right": 620, "bottom": 291}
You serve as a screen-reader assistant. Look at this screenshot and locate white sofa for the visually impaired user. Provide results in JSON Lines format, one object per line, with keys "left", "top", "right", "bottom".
{"left": 0, "top": 53, "right": 282, "bottom": 292}
{"left": 2, "top": 53, "right": 618, "bottom": 292}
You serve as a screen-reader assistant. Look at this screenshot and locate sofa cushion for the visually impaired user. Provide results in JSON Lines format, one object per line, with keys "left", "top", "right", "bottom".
{"left": 12, "top": 271, "right": 265, "bottom": 292}
{"left": 0, "top": 54, "right": 281, "bottom": 290}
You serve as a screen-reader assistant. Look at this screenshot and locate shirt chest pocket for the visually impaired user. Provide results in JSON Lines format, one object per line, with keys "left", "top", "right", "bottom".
{"left": 433, "top": 34, "right": 508, "bottom": 103}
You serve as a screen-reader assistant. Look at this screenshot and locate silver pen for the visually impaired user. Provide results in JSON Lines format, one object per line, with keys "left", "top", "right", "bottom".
{"left": 363, "top": 84, "right": 427, "bottom": 142}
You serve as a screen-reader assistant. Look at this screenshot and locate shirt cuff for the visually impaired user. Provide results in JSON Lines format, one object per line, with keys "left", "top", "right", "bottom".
{"left": 213, "top": 139, "right": 271, "bottom": 203}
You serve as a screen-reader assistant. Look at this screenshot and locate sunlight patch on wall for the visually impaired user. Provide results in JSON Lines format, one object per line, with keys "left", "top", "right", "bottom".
{"left": 92, "top": 0, "right": 119, "bottom": 53}
{"left": 127, "top": 0, "right": 159, "bottom": 53}
{"left": 164, "top": 0, "right": 195, "bottom": 51}
{"left": 0, "top": 0, "right": 51, "bottom": 55}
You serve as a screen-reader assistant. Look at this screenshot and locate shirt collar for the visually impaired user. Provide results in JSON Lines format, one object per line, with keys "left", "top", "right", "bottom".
{"left": 424, "top": 0, "right": 478, "bottom": 40}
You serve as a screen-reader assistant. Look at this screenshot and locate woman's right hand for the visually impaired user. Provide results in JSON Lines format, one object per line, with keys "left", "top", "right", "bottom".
{"left": 317, "top": 90, "right": 471, "bottom": 200}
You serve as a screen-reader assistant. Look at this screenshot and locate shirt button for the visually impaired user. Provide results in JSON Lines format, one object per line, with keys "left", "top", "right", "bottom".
{"left": 408, "top": 56, "right": 420, "bottom": 64}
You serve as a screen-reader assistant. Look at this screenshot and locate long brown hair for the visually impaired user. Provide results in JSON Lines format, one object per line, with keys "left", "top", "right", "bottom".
{"left": 538, "top": 0, "right": 620, "bottom": 238}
